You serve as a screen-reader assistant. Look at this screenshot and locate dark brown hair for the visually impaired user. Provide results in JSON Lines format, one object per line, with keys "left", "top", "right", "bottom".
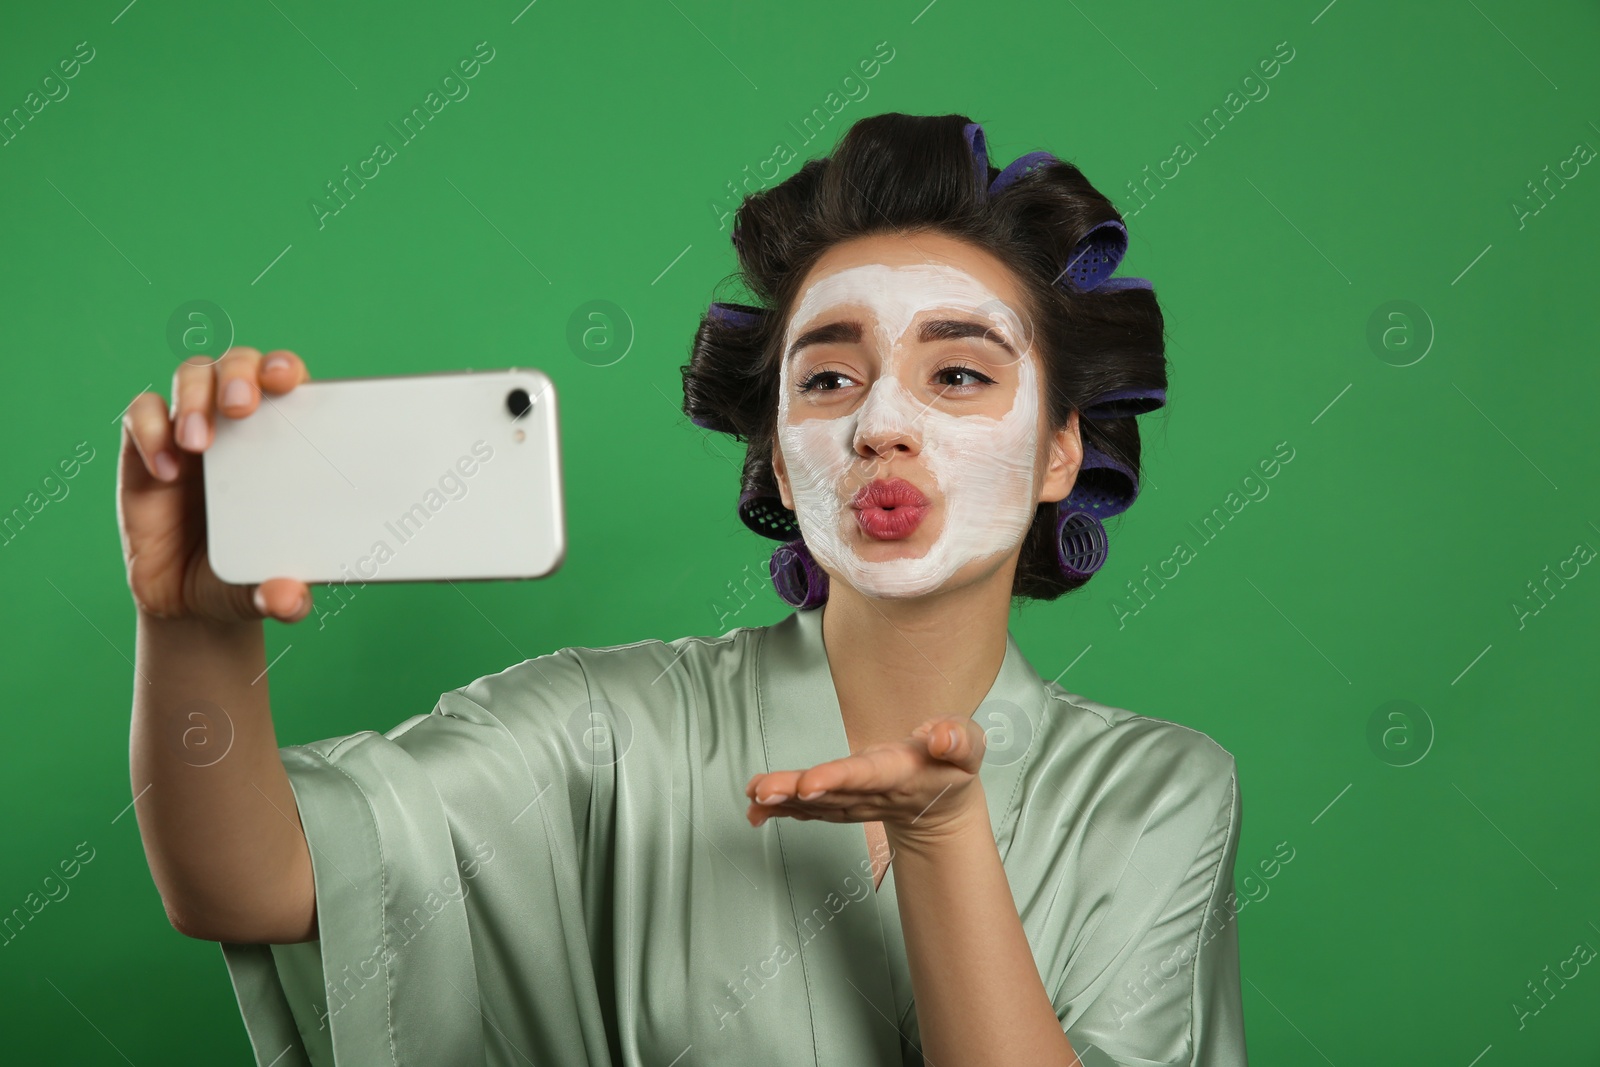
{"left": 680, "top": 112, "right": 1167, "bottom": 601}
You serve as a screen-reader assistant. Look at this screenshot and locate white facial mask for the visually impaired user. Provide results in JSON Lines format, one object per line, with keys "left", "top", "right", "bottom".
{"left": 776, "top": 262, "right": 1042, "bottom": 599}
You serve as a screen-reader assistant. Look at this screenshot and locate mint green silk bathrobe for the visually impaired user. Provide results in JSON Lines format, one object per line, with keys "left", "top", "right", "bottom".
{"left": 220, "top": 604, "right": 1247, "bottom": 1067}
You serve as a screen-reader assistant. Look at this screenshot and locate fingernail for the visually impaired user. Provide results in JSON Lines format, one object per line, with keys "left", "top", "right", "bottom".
{"left": 799, "top": 790, "right": 826, "bottom": 801}
{"left": 262, "top": 354, "right": 290, "bottom": 375}
{"left": 758, "top": 793, "right": 789, "bottom": 805}
{"left": 221, "top": 378, "right": 252, "bottom": 409}
{"left": 179, "top": 412, "right": 206, "bottom": 451}
{"left": 295, "top": 591, "right": 310, "bottom": 617}
{"left": 153, "top": 451, "right": 179, "bottom": 481}
{"left": 252, "top": 587, "right": 268, "bottom": 614}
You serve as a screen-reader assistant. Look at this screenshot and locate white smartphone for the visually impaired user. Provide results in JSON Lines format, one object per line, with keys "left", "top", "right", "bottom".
{"left": 203, "top": 367, "right": 565, "bottom": 585}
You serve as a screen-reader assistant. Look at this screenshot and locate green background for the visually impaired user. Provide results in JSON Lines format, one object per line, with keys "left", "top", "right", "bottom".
{"left": 3, "top": 0, "right": 1597, "bottom": 1062}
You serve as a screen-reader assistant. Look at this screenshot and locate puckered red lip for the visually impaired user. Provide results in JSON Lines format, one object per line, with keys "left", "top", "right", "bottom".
{"left": 849, "top": 477, "right": 931, "bottom": 510}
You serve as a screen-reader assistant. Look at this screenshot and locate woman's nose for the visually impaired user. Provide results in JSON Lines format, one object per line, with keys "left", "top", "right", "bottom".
{"left": 851, "top": 377, "right": 922, "bottom": 458}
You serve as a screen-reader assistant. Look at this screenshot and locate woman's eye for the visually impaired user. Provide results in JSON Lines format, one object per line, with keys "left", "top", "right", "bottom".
{"left": 934, "top": 365, "right": 995, "bottom": 390}
{"left": 798, "top": 370, "right": 853, "bottom": 393}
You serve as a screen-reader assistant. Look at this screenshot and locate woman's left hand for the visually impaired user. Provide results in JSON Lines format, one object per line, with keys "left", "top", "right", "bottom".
{"left": 744, "top": 715, "right": 988, "bottom": 839}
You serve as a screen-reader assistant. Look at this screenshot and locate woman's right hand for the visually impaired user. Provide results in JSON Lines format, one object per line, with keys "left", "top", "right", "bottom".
{"left": 118, "top": 347, "right": 314, "bottom": 624}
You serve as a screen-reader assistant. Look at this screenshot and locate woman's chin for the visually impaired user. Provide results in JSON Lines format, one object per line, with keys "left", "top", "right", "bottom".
{"left": 844, "top": 520, "right": 939, "bottom": 560}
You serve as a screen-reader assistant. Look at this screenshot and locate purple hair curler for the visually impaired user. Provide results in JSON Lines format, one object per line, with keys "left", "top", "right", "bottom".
{"left": 692, "top": 303, "right": 769, "bottom": 430}
{"left": 1055, "top": 508, "right": 1110, "bottom": 579}
{"left": 963, "top": 122, "right": 990, "bottom": 193}
{"left": 1057, "top": 219, "right": 1128, "bottom": 292}
{"left": 988, "top": 150, "right": 1059, "bottom": 197}
{"left": 1095, "top": 276, "right": 1153, "bottom": 292}
{"left": 1081, "top": 386, "right": 1168, "bottom": 420}
{"left": 981, "top": 143, "right": 1155, "bottom": 293}
{"left": 1068, "top": 440, "right": 1141, "bottom": 520}
{"left": 708, "top": 301, "right": 766, "bottom": 329}
{"left": 769, "top": 538, "right": 829, "bottom": 609}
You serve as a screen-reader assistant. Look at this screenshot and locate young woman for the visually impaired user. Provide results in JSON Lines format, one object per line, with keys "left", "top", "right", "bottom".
{"left": 121, "top": 112, "right": 1246, "bottom": 1066}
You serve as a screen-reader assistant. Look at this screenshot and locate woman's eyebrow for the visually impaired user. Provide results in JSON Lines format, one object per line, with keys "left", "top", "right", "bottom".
{"left": 786, "top": 317, "right": 1017, "bottom": 365}
{"left": 786, "top": 320, "right": 862, "bottom": 364}
{"left": 918, "top": 318, "right": 1018, "bottom": 358}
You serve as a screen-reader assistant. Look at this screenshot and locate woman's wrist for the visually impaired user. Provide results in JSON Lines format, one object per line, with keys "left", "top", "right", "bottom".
{"left": 136, "top": 607, "right": 262, "bottom": 639}
{"left": 884, "top": 781, "right": 991, "bottom": 858}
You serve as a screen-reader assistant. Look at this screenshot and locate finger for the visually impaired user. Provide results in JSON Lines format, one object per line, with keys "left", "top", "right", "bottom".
{"left": 251, "top": 577, "right": 313, "bottom": 623}
{"left": 214, "top": 347, "right": 262, "bottom": 419}
{"left": 750, "top": 800, "right": 850, "bottom": 825}
{"left": 929, "top": 721, "right": 964, "bottom": 759}
{"left": 919, "top": 716, "right": 986, "bottom": 772}
{"left": 779, "top": 789, "right": 862, "bottom": 813}
{"left": 951, "top": 718, "right": 988, "bottom": 770}
{"left": 750, "top": 773, "right": 803, "bottom": 805}
{"left": 747, "top": 801, "right": 824, "bottom": 827}
{"left": 171, "top": 353, "right": 223, "bottom": 454}
{"left": 122, "top": 391, "right": 182, "bottom": 483}
{"left": 747, "top": 800, "right": 778, "bottom": 827}
{"left": 258, "top": 348, "right": 309, "bottom": 395}
{"left": 797, "top": 747, "right": 915, "bottom": 798}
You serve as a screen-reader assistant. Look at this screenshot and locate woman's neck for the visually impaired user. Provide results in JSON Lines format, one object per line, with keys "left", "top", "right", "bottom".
{"left": 819, "top": 569, "right": 1014, "bottom": 751}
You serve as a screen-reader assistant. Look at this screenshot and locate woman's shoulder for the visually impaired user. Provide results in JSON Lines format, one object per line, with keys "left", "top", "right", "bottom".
{"left": 357, "top": 622, "right": 775, "bottom": 781}
{"left": 440, "top": 619, "right": 769, "bottom": 723}
{"left": 1034, "top": 681, "right": 1239, "bottom": 802}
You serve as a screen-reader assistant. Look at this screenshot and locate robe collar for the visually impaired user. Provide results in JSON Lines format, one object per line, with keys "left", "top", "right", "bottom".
{"left": 753, "top": 603, "right": 1051, "bottom": 1065}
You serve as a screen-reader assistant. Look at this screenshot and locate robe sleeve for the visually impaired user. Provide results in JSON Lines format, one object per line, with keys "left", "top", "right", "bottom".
{"left": 217, "top": 648, "right": 599, "bottom": 1067}
{"left": 1060, "top": 758, "right": 1247, "bottom": 1067}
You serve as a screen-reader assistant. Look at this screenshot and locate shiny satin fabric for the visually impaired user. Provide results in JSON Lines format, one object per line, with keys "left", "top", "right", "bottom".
{"left": 220, "top": 604, "right": 1248, "bottom": 1066}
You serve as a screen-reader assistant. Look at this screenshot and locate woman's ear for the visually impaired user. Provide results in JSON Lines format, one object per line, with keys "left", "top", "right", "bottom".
{"left": 771, "top": 440, "right": 795, "bottom": 510}
{"left": 1038, "top": 409, "right": 1082, "bottom": 505}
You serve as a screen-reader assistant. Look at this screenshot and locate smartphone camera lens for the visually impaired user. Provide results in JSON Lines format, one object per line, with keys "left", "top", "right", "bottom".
{"left": 506, "top": 387, "right": 533, "bottom": 420}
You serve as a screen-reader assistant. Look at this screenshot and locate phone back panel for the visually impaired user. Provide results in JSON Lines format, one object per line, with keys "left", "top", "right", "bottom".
{"left": 203, "top": 368, "right": 564, "bottom": 584}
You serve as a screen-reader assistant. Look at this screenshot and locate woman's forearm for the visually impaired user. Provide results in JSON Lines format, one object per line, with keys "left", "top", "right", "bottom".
{"left": 887, "top": 787, "right": 1080, "bottom": 1067}
{"left": 130, "top": 611, "right": 316, "bottom": 944}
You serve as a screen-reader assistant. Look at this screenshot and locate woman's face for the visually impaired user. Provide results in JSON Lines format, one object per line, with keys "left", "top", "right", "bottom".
{"left": 771, "top": 231, "right": 1080, "bottom": 600}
